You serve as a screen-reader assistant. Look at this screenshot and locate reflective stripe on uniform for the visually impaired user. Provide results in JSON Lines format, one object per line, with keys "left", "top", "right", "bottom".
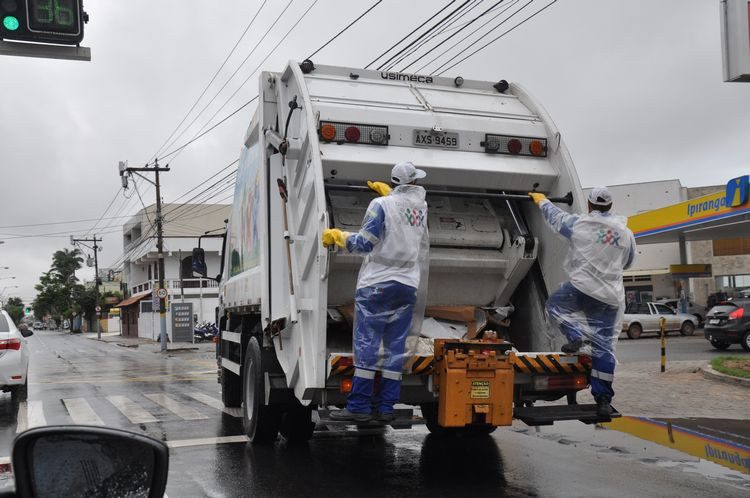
{"left": 366, "top": 209, "right": 380, "bottom": 219}
{"left": 354, "top": 368, "right": 376, "bottom": 379}
{"left": 361, "top": 230, "right": 380, "bottom": 244}
{"left": 381, "top": 370, "right": 403, "bottom": 381}
{"left": 370, "top": 255, "right": 416, "bottom": 268}
{"left": 590, "top": 369, "right": 614, "bottom": 382}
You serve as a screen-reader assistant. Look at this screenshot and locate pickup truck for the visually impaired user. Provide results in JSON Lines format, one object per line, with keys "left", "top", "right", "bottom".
{"left": 622, "top": 302, "right": 699, "bottom": 339}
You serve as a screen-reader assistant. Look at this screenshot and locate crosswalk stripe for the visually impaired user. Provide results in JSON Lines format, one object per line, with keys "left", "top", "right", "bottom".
{"left": 27, "top": 401, "right": 46, "bottom": 429}
{"left": 106, "top": 395, "right": 158, "bottom": 424}
{"left": 16, "top": 401, "right": 28, "bottom": 433}
{"left": 186, "top": 392, "right": 242, "bottom": 418}
{"left": 63, "top": 398, "right": 104, "bottom": 425}
{"left": 144, "top": 393, "right": 209, "bottom": 421}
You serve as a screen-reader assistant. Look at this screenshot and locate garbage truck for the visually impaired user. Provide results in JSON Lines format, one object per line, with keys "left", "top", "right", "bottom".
{"left": 195, "top": 60, "right": 620, "bottom": 443}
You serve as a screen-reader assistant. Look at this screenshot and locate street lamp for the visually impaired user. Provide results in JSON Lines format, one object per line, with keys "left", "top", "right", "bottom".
{"left": 0, "top": 276, "right": 16, "bottom": 281}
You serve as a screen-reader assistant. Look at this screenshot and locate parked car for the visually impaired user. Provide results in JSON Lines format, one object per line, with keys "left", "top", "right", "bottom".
{"left": 704, "top": 299, "right": 750, "bottom": 351}
{"left": 655, "top": 298, "right": 705, "bottom": 326}
{"left": 622, "top": 302, "right": 699, "bottom": 339}
{"left": 0, "top": 310, "right": 33, "bottom": 401}
{"left": 32, "top": 321, "right": 44, "bottom": 330}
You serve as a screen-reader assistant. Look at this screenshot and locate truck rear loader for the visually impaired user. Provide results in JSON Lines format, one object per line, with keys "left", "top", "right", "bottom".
{"left": 197, "top": 61, "right": 620, "bottom": 443}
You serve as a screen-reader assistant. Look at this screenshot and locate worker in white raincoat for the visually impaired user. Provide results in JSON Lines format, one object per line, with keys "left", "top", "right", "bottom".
{"left": 529, "top": 187, "right": 636, "bottom": 418}
{"left": 323, "top": 161, "right": 429, "bottom": 423}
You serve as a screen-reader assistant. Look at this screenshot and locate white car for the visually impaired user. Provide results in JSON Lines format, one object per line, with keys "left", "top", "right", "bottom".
{"left": 0, "top": 310, "right": 32, "bottom": 401}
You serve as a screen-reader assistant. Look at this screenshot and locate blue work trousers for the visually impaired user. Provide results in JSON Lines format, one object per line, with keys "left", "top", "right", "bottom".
{"left": 348, "top": 281, "right": 417, "bottom": 415}
{"left": 546, "top": 282, "right": 618, "bottom": 401}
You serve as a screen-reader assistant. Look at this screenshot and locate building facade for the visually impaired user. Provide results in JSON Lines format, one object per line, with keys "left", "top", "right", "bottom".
{"left": 118, "top": 203, "right": 231, "bottom": 341}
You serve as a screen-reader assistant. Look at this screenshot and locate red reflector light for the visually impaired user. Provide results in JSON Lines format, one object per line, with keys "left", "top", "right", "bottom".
{"left": 534, "top": 374, "right": 587, "bottom": 391}
{"left": 11, "top": 375, "right": 21, "bottom": 380}
{"left": 341, "top": 377, "right": 353, "bottom": 393}
{"left": 507, "top": 138, "right": 522, "bottom": 154}
{"left": 729, "top": 308, "right": 745, "bottom": 320}
{"left": 0, "top": 339, "right": 21, "bottom": 350}
{"left": 344, "top": 126, "right": 361, "bottom": 142}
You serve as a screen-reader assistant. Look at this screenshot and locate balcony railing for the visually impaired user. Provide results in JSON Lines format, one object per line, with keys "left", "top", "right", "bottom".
{"left": 131, "top": 278, "right": 218, "bottom": 295}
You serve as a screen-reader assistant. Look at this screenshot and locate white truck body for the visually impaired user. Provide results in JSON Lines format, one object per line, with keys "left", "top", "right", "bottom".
{"left": 218, "top": 62, "right": 586, "bottom": 407}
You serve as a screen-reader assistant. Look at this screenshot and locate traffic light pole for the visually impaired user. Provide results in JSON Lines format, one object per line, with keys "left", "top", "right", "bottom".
{"left": 121, "top": 160, "right": 171, "bottom": 352}
{"left": 71, "top": 235, "right": 102, "bottom": 339}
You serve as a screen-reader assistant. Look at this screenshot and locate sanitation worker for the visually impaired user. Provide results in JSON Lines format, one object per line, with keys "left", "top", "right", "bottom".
{"left": 323, "top": 161, "right": 429, "bottom": 423}
{"left": 529, "top": 187, "right": 636, "bottom": 418}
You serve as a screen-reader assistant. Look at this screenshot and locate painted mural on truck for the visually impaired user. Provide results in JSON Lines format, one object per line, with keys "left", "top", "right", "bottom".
{"left": 228, "top": 136, "right": 261, "bottom": 277}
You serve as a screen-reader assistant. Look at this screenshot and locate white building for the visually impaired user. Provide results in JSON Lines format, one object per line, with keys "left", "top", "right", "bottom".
{"left": 118, "top": 203, "right": 231, "bottom": 341}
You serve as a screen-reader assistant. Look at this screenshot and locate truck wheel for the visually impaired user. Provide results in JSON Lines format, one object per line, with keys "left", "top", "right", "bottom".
{"left": 742, "top": 331, "right": 750, "bottom": 352}
{"left": 221, "top": 367, "right": 242, "bottom": 408}
{"left": 11, "top": 381, "right": 27, "bottom": 403}
{"left": 710, "top": 339, "right": 730, "bottom": 350}
{"left": 680, "top": 321, "right": 695, "bottom": 336}
{"left": 280, "top": 404, "right": 315, "bottom": 443}
{"left": 242, "top": 336, "right": 281, "bottom": 444}
{"left": 626, "top": 323, "right": 642, "bottom": 340}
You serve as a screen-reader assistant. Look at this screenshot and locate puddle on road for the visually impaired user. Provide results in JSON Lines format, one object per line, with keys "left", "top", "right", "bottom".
{"left": 604, "top": 416, "right": 750, "bottom": 477}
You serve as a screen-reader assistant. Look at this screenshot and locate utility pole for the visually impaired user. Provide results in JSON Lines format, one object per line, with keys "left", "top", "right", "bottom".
{"left": 119, "top": 159, "right": 171, "bottom": 352}
{"left": 71, "top": 235, "right": 102, "bottom": 339}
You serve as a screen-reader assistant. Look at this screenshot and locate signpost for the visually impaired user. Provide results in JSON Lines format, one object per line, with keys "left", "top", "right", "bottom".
{"left": 171, "top": 303, "right": 194, "bottom": 343}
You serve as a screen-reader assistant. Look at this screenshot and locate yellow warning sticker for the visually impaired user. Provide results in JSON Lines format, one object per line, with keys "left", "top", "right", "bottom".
{"left": 471, "top": 380, "right": 490, "bottom": 399}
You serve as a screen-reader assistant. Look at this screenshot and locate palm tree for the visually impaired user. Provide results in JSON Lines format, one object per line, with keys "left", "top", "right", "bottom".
{"left": 51, "top": 248, "right": 83, "bottom": 283}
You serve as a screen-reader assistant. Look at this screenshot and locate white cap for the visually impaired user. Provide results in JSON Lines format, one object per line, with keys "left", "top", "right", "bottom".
{"left": 391, "top": 161, "right": 426, "bottom": 185}
{"left": 587, "top": 186, "right": 613, "bottom": 207}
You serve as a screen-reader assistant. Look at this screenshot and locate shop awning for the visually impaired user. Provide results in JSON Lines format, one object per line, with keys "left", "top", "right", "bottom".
{"left": 115, "top": 290, "right": 152, "bottom": 308}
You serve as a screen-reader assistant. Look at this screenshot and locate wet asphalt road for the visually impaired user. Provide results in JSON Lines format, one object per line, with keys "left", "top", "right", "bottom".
{"left": 0, "top": 330, "right": 747, "bottom": 497}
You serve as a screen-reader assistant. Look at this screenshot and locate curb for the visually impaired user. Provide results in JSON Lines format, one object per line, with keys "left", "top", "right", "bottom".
{"left": 700, "top": 365, "right": 750, "bottom": 387}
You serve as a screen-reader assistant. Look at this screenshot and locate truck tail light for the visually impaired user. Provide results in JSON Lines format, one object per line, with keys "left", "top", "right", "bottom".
{"left": 318, "top": 121, "right": 389, "bottom": 145}
{"left": 729, "top": 308, "right": 745, "bottom": 320}
{"left": 533, "top": 374, "right": 587, "bottom": 391}
{"left": 481, "top": 134, "right": 547, "bottom": 157}
{"left": 0, "top": 338, "right": 21, "bottom": 350}
{"left": 340, "top": 377, "right": 353, "bottom": 393}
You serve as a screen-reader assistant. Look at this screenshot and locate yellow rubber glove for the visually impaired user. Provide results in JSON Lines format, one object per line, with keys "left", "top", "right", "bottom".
{"left": 528, "top": 192, "right": 547, "bottom": 205}
{"left": 367, "top": 181, "right": 392, "bottom": 197}
{"left": 322, "top": 228, "right": 350, "bottom": 249}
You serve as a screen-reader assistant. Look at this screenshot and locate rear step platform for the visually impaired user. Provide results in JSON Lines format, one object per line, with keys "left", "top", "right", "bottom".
{"left": 317, "top": 409, "right": 421, "bottom": 429}
{"left": 513, "top": 404, "right": 621, "bottom": 426}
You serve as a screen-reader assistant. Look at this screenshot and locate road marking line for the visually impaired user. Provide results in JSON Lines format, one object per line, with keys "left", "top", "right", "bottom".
{"left": 166, "top": 435, "right": 249, "bottom": 448}
{"left": 27, "top": 401, "right": 46, "bottom": 429}
{"left": 144, "top": 393, "right": 209, "bottom": 421}
{"left": 185, "top": 392, "right": 242, "bottom": 418}
{"left": 62, "top": 398, "right": 104, "bottom": 425}
{"left": 16, "top": 401, "right": 28, "bottom": 433}
{"left": 106, "top": 395, "right": 158, "bottom": 424}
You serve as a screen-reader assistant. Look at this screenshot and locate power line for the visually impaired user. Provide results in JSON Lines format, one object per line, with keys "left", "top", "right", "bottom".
{"left": 82, "top": 187, "right": 123, "bottom": 238}
{"left": 306, "top": 0, "right": 384, "bottom": 60}
{"left": 400, "top": 0, "right": 507, "bottom": 72}
{"left": 148, "top": 0, "right": 270, "bottom": 163}
{"left": 376, "top": 0, "right": 474, "bottom": 71}
{"left": 364, "top": 1, "right": 456, "bottom": 69}
{"left": 435, "top": 0, "right": 559, "bottom": 76}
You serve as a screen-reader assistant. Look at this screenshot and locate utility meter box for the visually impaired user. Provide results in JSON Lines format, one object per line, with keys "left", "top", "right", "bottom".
{"left": 720, "top": 0, "right": 750, "bottom": 82}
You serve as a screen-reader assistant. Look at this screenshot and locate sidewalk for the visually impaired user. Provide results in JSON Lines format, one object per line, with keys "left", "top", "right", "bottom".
{"left": 82, "top": 331, "right": 217, "bottom": 358}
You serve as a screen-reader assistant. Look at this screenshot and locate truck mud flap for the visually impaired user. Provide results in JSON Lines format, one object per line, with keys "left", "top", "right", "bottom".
{"left": 513, "top": 404, "right": 621, "bottom": 426}
{"left": 317, "top": 408, "right": 420, "bottom": 429}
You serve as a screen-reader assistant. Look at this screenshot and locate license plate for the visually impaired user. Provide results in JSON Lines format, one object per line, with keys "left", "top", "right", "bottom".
{"left": 414, "top": 130, "right": 458, "bottom": 148}
{"left": 470, "top": 380, "right": 490, "bottom": 399}
{"left": 709, "top": 319, "right": 720, "bottom": 325}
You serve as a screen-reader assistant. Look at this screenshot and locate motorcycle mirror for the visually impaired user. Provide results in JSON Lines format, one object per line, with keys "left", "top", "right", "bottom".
{"left": 12, "top": 426, "right": 169, "bottom": 498}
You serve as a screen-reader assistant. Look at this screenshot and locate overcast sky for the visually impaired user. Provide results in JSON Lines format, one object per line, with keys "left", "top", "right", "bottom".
{"left": 1, "top": 0, "right": 748, "bottom": 303}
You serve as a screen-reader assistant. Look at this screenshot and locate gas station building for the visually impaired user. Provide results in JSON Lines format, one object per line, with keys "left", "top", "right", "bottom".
{"left": 586, "top": 175, "right": 750, "bottom": 308}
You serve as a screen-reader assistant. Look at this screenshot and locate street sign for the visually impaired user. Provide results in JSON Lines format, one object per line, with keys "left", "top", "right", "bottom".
{"left": 669, "top": 264, "right": 713, "bottom": 278}
{"left": 171, "top": 303, "right": 194, "bottom": 343}
{"left": 95, "top": 305, "right": 101, "bottom": 312}
{"left": 0, "top": 0, "right": 86, "bottom": 45}
{"left": 156, "top": 288, "right": 168, "bottom": 299}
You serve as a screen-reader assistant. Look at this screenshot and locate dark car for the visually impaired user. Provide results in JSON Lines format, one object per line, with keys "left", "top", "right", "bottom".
{"left": 704, "top": 299, "right": 750, "bottom": 351}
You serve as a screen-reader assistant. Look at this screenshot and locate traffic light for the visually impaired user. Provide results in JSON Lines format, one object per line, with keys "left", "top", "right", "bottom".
{"left": 0, "top": 0, "right": 86, "bottom": 46}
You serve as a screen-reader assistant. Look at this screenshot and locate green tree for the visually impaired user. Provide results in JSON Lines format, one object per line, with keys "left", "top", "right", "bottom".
{"left": 51, "top": 248, "right": 83, "bottom": 283}
{"left": 4, "top": 296, "right": 24, "bottom": 325}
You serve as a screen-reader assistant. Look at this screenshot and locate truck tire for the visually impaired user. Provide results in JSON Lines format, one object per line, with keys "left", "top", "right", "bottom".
{"left": 280, "top": 404, "right": 315, "bottom": 443}
{"left": 221, "top": 367, "right": 242, "bottom": 408}
{"left": 242, "top": 336, "right": 282, "bottom": 444}
{"left": 626, "top": 323, "right": 642, "bottom": 340}
{"left": 679, "top": 321, "right": 695, "bottom": 336}
{"left": 710, "top": 339, "right": 730, "bottom": 350}
{"left": 420, "top": 403, "right": 496, "bottom": 436}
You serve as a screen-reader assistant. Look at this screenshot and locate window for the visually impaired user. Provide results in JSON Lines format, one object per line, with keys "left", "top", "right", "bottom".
{"left": 0, "top": 314, "right": 9, "bottom": 332}
{"left": 713, "top": 237, "right": 750, "bottom": 256}
{"left": 654, "top": 304, "right": 674, "bottom": 315}
{"left": 626, "top": 303, "right": 650, "bottom": 314}
{"left": 140, "top": 301, "right": 153, "bottom": 313}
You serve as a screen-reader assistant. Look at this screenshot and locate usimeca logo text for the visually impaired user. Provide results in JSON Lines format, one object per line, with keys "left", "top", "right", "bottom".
{"left": 596, "top": 229, "right": 620, "bottom": 246}
{"left": 403, "top": 207, "right": 425, "bottom": 227}
{"left": 380, "top": 72, "right": 434, "bottom": 83}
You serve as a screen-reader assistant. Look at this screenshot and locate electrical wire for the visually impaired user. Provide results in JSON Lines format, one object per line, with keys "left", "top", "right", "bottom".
{"left": 306, "top": 0, "right": 384, "bottom": 60}
{"left": 148, "top": 0, "right": 270, "bottom": 163}
{"left": 435, "top": 0, "right": 559, "bottom": 75}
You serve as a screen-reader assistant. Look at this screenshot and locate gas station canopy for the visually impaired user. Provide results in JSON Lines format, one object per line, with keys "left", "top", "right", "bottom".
{"left": 628, "top": 176, "right": 750, "bottom": 244}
